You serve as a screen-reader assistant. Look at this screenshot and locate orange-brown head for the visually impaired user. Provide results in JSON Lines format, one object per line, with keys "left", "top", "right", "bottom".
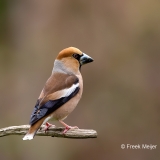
{"left": 54, "top": 47, "right": 93, "bottom": 74}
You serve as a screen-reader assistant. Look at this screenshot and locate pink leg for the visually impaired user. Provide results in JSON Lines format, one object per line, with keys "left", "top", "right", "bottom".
{"left": 59, "top": 120, "right": 79, "bottom": 134}
{"left": 44, "top": 122, "right": 55, "bottom": 132}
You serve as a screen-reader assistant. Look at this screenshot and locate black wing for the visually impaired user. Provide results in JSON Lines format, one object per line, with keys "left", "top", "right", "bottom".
{"left": 29, "top": 87, "right": 80, "bottom": 126}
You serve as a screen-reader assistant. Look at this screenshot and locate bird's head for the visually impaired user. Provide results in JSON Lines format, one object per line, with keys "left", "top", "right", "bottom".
{"left": 54, "top": 47, "right": 93, "bottom": 74}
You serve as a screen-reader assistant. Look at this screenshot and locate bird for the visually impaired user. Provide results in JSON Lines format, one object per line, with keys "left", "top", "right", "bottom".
{"left": 23, "top": 47, "right": 93, "bottom": 140}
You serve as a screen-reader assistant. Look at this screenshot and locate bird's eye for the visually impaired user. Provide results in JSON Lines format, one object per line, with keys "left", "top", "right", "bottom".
{"left": 72, "top": 53, "right": 80, "bottom": 60}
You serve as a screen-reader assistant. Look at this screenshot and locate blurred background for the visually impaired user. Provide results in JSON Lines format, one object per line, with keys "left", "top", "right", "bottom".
{"left": 0, "top": 0, "right": 160, "bottom": 159}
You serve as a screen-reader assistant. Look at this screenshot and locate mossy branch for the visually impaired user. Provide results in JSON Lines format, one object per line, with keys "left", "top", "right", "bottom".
{"left": 0, "top": 125, "right": 97, "bottom": 139}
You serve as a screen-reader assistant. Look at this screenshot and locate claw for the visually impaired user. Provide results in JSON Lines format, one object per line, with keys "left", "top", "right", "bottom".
{"left": 59, "top": 120, "right": 79, "bottom": 134}
{"left": 63, "top": 126, "right": 79, "bottom": 134}
{"left": 44, "top": 122, "right": 55, "bottom": 132}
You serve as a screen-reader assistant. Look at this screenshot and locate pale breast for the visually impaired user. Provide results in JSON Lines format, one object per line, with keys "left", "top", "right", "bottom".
{"left": 51, "top": 74, "right": 83, "bottom": 120}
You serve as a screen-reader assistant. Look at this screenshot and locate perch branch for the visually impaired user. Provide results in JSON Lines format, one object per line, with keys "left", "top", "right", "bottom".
{"left": 0, "top": 125, "right": 97, "bottom": 139}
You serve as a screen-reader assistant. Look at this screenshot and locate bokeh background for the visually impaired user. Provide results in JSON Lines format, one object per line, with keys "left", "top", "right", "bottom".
{"left": 0, "top": 0, "right": 160, "bottom": 160}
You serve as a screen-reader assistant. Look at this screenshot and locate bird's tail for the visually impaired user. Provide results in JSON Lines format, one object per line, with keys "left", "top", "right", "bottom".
{"left": 23, "top": 131, "right": 36, "bottom": 140}
{"left": 23, "top": 126, "right": 38, "bottom": 140}
{"left": 23, "top": 120, "right": 43, "bottom": 140}
{"left": 23, "top": 116, "right": 45, "bottom": 140}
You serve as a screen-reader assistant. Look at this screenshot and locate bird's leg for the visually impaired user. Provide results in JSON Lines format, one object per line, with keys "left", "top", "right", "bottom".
{"left": 59, "top": 120, "right": 79, "bottom": 134}
{"left": 44, "top": 122, "right": 55, "bottom": 132}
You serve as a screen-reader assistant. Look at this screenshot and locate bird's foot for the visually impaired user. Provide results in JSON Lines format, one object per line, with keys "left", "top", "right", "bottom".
{"left": 59, "top": 120, "right": 78, "bottom": 134}
{"left": 63, "top": 125, "right": 79, "bottom": 134}
{"left": 44, "top": 122, "right": 55, "bottom": 133}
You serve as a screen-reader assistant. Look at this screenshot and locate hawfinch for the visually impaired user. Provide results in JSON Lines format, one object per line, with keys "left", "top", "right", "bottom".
{"left": 23, "top": 47, "right": 93, "bottom": 140}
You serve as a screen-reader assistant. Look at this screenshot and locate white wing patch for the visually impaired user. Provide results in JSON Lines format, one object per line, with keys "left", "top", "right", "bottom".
{"left": 46, "top": 82, "right": 79, "bottom": 101}
{"left": 61, "top": 83, "right": 79, "bottom": 97}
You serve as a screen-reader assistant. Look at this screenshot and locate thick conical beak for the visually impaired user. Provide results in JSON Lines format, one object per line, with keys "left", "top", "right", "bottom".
{"left": 80, "top": 53, "right": 94, "bottom": 65}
